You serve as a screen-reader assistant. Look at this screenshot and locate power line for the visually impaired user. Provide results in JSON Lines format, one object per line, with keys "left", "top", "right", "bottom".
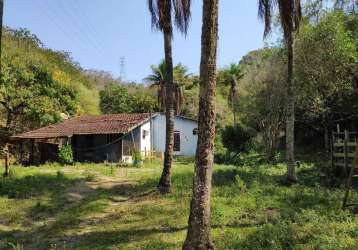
{"left": 32, "top": 0, "right": 85, "bottom": 51}
{"left": 57, "top": 0, "right": 106, "bottom": 56}
{"left": 54, "top": 0, "right": 104, "bottom": 57}
{"left": 41, "top": 0, "right": 105, "bottom": 59}
{"left": 69, "top": 1, "right": 102, "bottom": 39}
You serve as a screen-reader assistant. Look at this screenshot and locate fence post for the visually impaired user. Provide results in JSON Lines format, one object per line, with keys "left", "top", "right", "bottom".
{"left": 3, "top": 144, "right": 9, "bottom": 177}
{"left": 343, "top": 130, "right": 349, "bottom": 177}
{"left": 331, "top": 133, "right": 335, "bottom": 170}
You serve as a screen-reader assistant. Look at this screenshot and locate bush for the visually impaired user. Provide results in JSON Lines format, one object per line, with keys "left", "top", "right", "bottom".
{"left": 132, "top": 149, "right": 142, "bottom": 167}
{"left": 58, "top": 145, "right": 73, "bottom": 165}
{"left": 215, "top": 124, "right": 257, "bottom": 165}
{"left": 221, "top": 124, "right": 256, "bottom": 153}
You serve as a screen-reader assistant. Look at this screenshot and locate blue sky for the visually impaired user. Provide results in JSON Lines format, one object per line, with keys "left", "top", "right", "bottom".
{"left": 4, "top": 0, "right": 267, "bottom": 82}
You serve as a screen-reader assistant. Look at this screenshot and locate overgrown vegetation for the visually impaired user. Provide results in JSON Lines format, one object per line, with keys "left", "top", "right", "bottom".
{"left": 0, "top": 27, "right": 100, "bottom": 141}
{"left": 0, "top": 159, "right": 356, "bottom": 249}
{"left": 58, "top": 145, "right": 73, "bottom": 165}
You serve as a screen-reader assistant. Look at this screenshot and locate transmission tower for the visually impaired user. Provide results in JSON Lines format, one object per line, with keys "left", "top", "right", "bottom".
{"left": 120, "top": 56, "right": 126, "bottom": 82}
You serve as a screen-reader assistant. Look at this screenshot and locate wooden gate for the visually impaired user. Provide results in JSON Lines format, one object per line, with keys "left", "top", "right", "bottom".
{"left": 332, "top": 130, "right": 358, "bottom": 176}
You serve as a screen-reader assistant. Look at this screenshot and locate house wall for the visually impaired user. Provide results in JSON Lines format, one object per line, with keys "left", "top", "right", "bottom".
{"left": 140, "top": 121, "right": 151, "bottom": 153}
{"left": 72, "top": 134, "right": 121, "bottom": 163}
{"left": 152, "top": 115, "right": 198, "bottom": 156}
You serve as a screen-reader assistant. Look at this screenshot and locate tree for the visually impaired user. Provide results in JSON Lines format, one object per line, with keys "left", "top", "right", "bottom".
{"left": 258, "top": 0, "right": 302, "bottom": 183}
{"left": 131, "top": 91, "right": 159, "bottom": 113}
{"left": 183, "top": 0, "right": 218, "bottom": 249}
{"left": 99, "top": 84, "right": 158, "bottom": 114}
{"left": 148, "top": 0, "right": 191, "bottom": 194}
{"left": 294, "top": 11, "right": 358, "bottom": 152}
{"left": 0, "top": 57, "right": 78, "bottom": 139}
{"left": 222, "top": 63, "right": 242, "bottom": 124}
{"left": 144, "top": 60, "right": 166, "bottom": 109}
{"left": 144, "top": 60, "right": 189, "bottom": 115}
{"left": 99, "top": 83, "right": 132, "bottom": 114}
{"left": 0, "top": 0, "right": 3, "bottom": 70}
{"left": 240, "top": 48, "right": 287, "bottom": 162}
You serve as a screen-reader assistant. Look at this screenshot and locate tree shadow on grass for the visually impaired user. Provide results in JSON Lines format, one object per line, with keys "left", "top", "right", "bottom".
{"left": 0, "top": 173, "right": 166, "bottom": 249}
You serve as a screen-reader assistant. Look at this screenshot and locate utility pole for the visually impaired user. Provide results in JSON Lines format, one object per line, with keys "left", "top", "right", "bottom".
{"left": 120, "top": 56, "right": 126, "bottom": 82}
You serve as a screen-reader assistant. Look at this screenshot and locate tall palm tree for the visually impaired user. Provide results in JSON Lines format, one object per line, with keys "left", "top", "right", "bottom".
{"left": 258, "top": 0, "right": 302, "bottom": 183}
{"left": 148, "top": 0, "right": 191, "bottom": 194}
{"left": 144, "top": 60, "right": 189, "bottom": 115}
{"left": 0, "top": 0, "right": 4, "bottom": 70}
{"left": 225, "top": 63, "right": 242, "bottom": 124}
{"left": 144, "top": 60, "right": 167, "bottom": 109}
{"left": 183, "top": 0, "right": 218, "bottom": 249}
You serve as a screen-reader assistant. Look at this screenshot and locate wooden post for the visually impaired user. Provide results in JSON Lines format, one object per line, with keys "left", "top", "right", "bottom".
{"left": 331, "top": 133, "right": 335, "bottom": 170}
{"left": 29, "top": 139, "right": 34, "bottom": 165}
{"left": 3, "top": 144, "right": 9, "bottom": 177}
{"left": 19, "top": 140, "right": 23, "bottom": 165}
{"left": 343, "top": 130, "right": 349, "bottom": 177}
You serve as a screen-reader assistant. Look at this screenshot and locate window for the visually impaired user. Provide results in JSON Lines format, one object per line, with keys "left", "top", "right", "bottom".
{"left": 142, "top": 130, "right": 149, "bottom": 139}
{"left": 193, "top": 128, "right": 198, "bottom": 135}
{"left": 174, "top": 131, "right": 180, "bottom": 152}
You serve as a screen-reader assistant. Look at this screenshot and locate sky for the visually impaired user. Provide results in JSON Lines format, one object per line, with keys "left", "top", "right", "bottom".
{"left": 4, "top": 0, "right": 267, "bottom": 83}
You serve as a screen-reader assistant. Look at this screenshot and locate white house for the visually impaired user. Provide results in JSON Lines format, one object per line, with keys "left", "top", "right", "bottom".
{"left": 12, "top": 113, "right": 198, "bottom": 164}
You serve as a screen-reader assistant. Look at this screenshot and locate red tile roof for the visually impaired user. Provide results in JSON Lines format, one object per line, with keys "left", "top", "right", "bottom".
{"left": 11, "top": 113, "right": 154, "bottom": 139}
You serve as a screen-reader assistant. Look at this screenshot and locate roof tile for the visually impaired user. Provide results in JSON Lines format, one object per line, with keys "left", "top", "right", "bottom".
{"left": 12, "top": 113, "right": 153, "bottom": 139}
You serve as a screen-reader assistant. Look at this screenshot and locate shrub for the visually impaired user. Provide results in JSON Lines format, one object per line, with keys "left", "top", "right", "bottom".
{"left": 58, "top": 145, "right": 73, "bottom": 165}
{"left": 132, "top": 149, "right": 142, "bottom": 167}
{"left": 221, "top": 124, "right": 256, "bottom": 153}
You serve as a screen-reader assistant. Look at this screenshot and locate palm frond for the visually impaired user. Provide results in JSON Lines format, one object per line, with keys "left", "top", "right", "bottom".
{"left": 173, "top": 0, "right": 191, "bottom": 35}
{"left": 148, "top": 0, "right": 172, "bottom": 34}
{"left": 258, "top": 0, "right": 275, "bottom": 38}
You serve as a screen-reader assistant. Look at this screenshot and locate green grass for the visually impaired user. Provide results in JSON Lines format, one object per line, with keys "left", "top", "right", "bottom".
{"left": 0, "top": 159, "right": 357, "bottom": 249}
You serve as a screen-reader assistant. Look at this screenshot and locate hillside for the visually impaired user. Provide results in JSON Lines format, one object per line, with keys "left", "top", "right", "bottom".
{"left": 0, "top": 27, "right": 100, "bottom": 136}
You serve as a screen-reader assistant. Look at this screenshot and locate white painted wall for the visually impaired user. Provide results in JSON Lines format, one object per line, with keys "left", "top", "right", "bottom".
{"left": 151, "top": 114, "right": 198, "bottom": 156}
{"left": 139, "top": 121, "right": 151, "bottom": 152}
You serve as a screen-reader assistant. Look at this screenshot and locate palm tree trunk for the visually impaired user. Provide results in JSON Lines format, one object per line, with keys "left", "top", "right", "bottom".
{"left": 286, "top": 33, "right": 297, "bottom": 183}
{"left": 158, "top": 23, "right": 175, "bottom": 194}
{"left": 183, "top": 0, "right": 218, "bottom": 249}
{"left": 0, "top": 0, "right": 3, "bottom": 71}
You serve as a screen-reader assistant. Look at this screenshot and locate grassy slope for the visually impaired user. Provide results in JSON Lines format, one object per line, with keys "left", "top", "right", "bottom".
{"left": 0, "top": 160, "right": 357, "bottom": 250}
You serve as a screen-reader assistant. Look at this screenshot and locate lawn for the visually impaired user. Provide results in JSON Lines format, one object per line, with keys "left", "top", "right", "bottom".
{"left": 0, "top": 158, "right": 357, "bottom": 250}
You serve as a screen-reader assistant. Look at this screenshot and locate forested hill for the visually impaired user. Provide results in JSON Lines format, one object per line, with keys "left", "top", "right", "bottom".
{"left": 0, "top": 27, "right": 100, "bottom": 138}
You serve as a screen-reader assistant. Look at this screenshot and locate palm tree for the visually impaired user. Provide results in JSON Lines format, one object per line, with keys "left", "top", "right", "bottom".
{"left": 148, "top": 0, "right": 191, "bottom": 194}
{"left": 183, "top": 0, "right": 218, "bottom": 249}
{"left": 225, "top": 63, "right": 242, "bottom": 124}
{"left": 258, "top": 0, "right": 302, "bottom": 183}
{"left": 144, "top": 61, "right": 189, "bottom": 115}
{"left": 0, "top": 0, "right": 4, "bottom": 70}
{"left": 144, "top": 60, "right": 167, "bottom": 109}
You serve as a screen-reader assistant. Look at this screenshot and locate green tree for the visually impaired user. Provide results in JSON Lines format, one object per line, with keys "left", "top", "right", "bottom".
{"left": 218, "top": 63, "right": 242, "bottom": 124}
{"left": 131, "top": 91, "right": 159, "bottom": 113}
{"left": 144, "top": 60, "right": 191, "bottom": 115}
{"left": 99, "top": 83, "right": 132, "bottom": 114}
{"left": 239, "top": 48, "right": 287, "bottom": 161}
{"left": 258, "top": 0, "right": 302, "bottom": 183}
{"left": 295, "top": 11, "right": 358, "bottom": 151}
{"left": 0, "top": 55, "right": 78, "bottom": 139}
{"left": 0, "top": 0, "right": 4, "bottom": 71}
{"left": 147, "top": 0, "right": 191, "bottom": 194}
